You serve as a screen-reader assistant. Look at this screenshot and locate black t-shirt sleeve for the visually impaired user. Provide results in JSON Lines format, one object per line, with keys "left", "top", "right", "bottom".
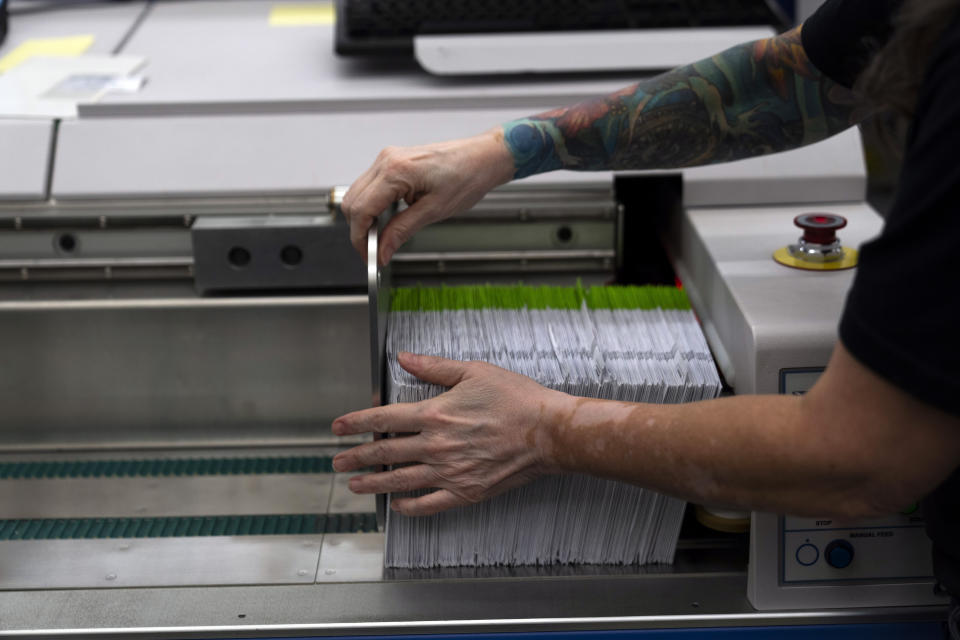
{"left": 801, "top": 0, "right": 902, "bottom": 88}
{"left": 838, "top": 25, "right": 960, "bottom": 418}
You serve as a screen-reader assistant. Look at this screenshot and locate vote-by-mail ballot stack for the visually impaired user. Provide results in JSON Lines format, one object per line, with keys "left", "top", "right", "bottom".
{"left": 383, "top": 285, "right": 721, "bottom": 568}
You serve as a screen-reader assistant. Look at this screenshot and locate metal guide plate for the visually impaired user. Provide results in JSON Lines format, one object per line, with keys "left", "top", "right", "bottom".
{"left": 0, "top": 474, "right": 333, "bottom": 519}
{"left": 0, "top": 535, "right": 321, "bottom": 590}
{"left": 329, "top": 472, "right": 378, "bottom": 514}
{"left": 317, "top": 533, "right": 385, "bottom": 583}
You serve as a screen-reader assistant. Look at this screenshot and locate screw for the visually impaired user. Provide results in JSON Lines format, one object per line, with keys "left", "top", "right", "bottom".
{"left": 297, "top": 569, "right": 308, "bottom": 576}
{"left": 105, "top": 573, "right": 117, "bottom": 581}
{"left": 324, "top": 568, "right": 337, "bottom": 575}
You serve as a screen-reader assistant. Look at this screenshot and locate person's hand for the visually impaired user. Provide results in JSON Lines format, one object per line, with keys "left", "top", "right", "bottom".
{"left": 331, "top": 352, "right": 571, "bottom": 516}
{"left": 340, "top": 128, "right": 516, "bottom": 266}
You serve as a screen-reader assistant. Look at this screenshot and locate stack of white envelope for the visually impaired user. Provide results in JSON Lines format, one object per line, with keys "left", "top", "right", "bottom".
{"left": 383, "top": 285, "right": 721, "bottom": 568}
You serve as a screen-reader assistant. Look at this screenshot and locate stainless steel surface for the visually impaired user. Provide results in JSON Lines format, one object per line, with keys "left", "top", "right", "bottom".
{"left": 316, "top": 533, "right": 384, "bottom": 583}
{"left": 0, "top": 474, "right": 332, "bottom": 519}
{"left": 367, "top": 226, "right": 392, "bottom": 526}
{"left": 191, "top": 215, "right": 364, "bottom": 293}
{"left": 0, "top": 574, "right": 944, "bottom": 637}
{"left": 329, "top": 473, "right": 377, "bottom": 514}
{"left": 0, "top": 258, "right": 192, "bottom": 270}
{"left": 0, "top": 283, "right": 370, "bottom": 447}
{"left": 393, "top": 249, "right": 616, "bottom": 262}
{"left": 329, "top": 186, "right": 349, "bottom": 214}
{"left": 0, "top": 257, "right": 194, "bottom": 283}
{"left": 788, "top": 237, "right": 846, "bottom": 263}
{"left": 368, "top": 227, "right": 382, "bottom": 409}
{"left": 401, "top": 219, "right": 614, "bottom": 250}
{"left": 0, "top": 194, "right": 332, "bottom": 222}
{"left": 0, "top": 194, "right": 619, "bottom": 281}
{"left": 0, "top": 536, "right": 322, "bottom": 590}
{"left": 0, "top": 443, "right": 944, "bottom": 634}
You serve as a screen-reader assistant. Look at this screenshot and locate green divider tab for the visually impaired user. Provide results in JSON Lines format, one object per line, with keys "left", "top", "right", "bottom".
{"left": 391, "top": 284, "right": 691, "bottom": 312}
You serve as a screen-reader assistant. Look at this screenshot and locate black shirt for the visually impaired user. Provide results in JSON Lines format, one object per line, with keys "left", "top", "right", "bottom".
{"left": 804, "top": 0, "right": 960, "bottom": 597}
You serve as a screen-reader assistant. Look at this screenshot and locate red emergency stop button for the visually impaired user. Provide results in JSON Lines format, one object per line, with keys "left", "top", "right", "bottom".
{"left": 795, "top": 213, "right": 847, "bottom": 245}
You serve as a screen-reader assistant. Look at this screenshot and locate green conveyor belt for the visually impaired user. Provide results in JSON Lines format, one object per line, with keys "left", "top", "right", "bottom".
{"left": 0, "top": 512, "right": 378, "bottom": 540}
{"left": 0, "top": 456, "right": 336, "bottom": 479}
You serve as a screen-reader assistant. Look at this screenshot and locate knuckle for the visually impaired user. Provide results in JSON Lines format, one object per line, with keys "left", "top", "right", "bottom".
{"left": 465, "top": 360, "right": 485, "bottom": 373}
{"left": 384, "top": 155, "right": 412, "bottom": 175}
{"left": 422, "top": 436, "right": 445, "bottom": 455}
{"left": 399, "top": 502, "right": 425, "bottom": 517}
{"left": 358, "top": 440, "right": 385, "bottom": 465}
{"left": 459, "top": 485, "right": 485, "bottom": 504}
{"left": 388, "top": 228, "right": 410, "bottom": 249}
{"left": 418, "top": 405, "right": 444, "bottom": 425}
{"left": 394, "top": 466, "right": 422, "bottom": 491}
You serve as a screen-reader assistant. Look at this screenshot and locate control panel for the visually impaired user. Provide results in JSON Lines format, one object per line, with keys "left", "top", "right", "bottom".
{"left": 782, "top": 512, "right": 932, "bottom": 583}
{"left": 747, "top": 368, "right": 945, "bottom": 610}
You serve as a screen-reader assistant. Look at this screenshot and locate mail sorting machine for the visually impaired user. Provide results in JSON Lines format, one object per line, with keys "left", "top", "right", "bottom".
{"left": 0, "top": 2, "right": 951, "bottom": 638}
{"left": 0, "top": 135, "right": 949, "bottom": 637}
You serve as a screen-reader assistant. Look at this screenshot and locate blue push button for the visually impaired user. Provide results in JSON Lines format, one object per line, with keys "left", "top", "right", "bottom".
{"left": 825, "top": 539, "right": 854, "bottom": 569}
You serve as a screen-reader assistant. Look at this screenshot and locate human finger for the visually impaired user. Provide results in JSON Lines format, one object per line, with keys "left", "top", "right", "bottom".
{"left": 332, "top": 402, "right": 423, "bottom": 436}
{"left": 378, "top": 196, "right": 442, "bottom": 265}
{"left": 347, "top": 464, "right": 440, "bottom": 494}
{"left": 348, "top": 206, "right": 376, "bottom": 261}
{"left": 390, "top": 489, "right": 466, "bottom": 516}
{"left": 397, "top": 352, "right": 471, "bottom": 387}
{"left": 340, "top": 164, "right": 379, "bottom": 222}
{"left": 347, "top": 175, "right": 412, "bottom": 257}
{"left": 332, "top": 435, "right": 424, "bottom": 472}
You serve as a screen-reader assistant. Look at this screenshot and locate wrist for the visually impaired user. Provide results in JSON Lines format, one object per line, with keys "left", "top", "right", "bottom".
{"left": 473, "top": 126, "right": 517, "bottom": 188}
{"left": 534, "top": 390, "right": 580, "bottom": 475}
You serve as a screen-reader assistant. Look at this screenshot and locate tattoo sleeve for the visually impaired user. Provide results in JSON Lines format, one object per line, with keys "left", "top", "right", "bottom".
{"left": 503, "top": 26, "right": 859, "bottom": 179}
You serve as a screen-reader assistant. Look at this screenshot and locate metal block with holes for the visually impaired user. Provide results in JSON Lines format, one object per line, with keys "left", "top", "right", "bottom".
{"left": 191, "top": 215, "right": 365, "bottom": 294}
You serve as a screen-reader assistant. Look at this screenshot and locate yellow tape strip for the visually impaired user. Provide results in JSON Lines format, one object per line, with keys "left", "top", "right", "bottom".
{"left": 269, "top": 3, "right": 335, "bottom": 26}
{"left": 0, "top": 35, "right": 95, "bottom": 73}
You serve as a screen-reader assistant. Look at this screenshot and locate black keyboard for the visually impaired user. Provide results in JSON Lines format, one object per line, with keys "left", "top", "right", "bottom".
{"left": 335, "top": 0, "right": 789, "bottom": 55}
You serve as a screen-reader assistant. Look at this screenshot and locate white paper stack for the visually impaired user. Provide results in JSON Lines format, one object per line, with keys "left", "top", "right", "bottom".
{"left": 383, "top": 285, "right": 721, "bottom": 568}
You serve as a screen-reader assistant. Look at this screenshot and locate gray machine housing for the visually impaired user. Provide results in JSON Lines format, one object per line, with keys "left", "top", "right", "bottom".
{"left": 0, "top": 0, "right": 948, "bottom": 635}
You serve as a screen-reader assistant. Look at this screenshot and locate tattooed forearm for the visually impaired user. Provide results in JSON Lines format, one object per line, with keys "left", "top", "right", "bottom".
{"left": 503, "top": 26, "right": 858, "bottom": 179}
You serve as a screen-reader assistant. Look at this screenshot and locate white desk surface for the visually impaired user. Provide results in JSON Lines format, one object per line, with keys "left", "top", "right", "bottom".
{"left": 0, "top": 1, "right": 146, "bottom": 199}
{"left": 90, "top": 0, "right": 651, "bottom": 115}
{"left": 1, "top": 1, "right": 147, "bottom": 56}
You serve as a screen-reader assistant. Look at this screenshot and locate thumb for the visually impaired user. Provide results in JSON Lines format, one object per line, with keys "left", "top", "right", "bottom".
{"left": 398, "top": 352, "right": 469, "bottom": 387}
